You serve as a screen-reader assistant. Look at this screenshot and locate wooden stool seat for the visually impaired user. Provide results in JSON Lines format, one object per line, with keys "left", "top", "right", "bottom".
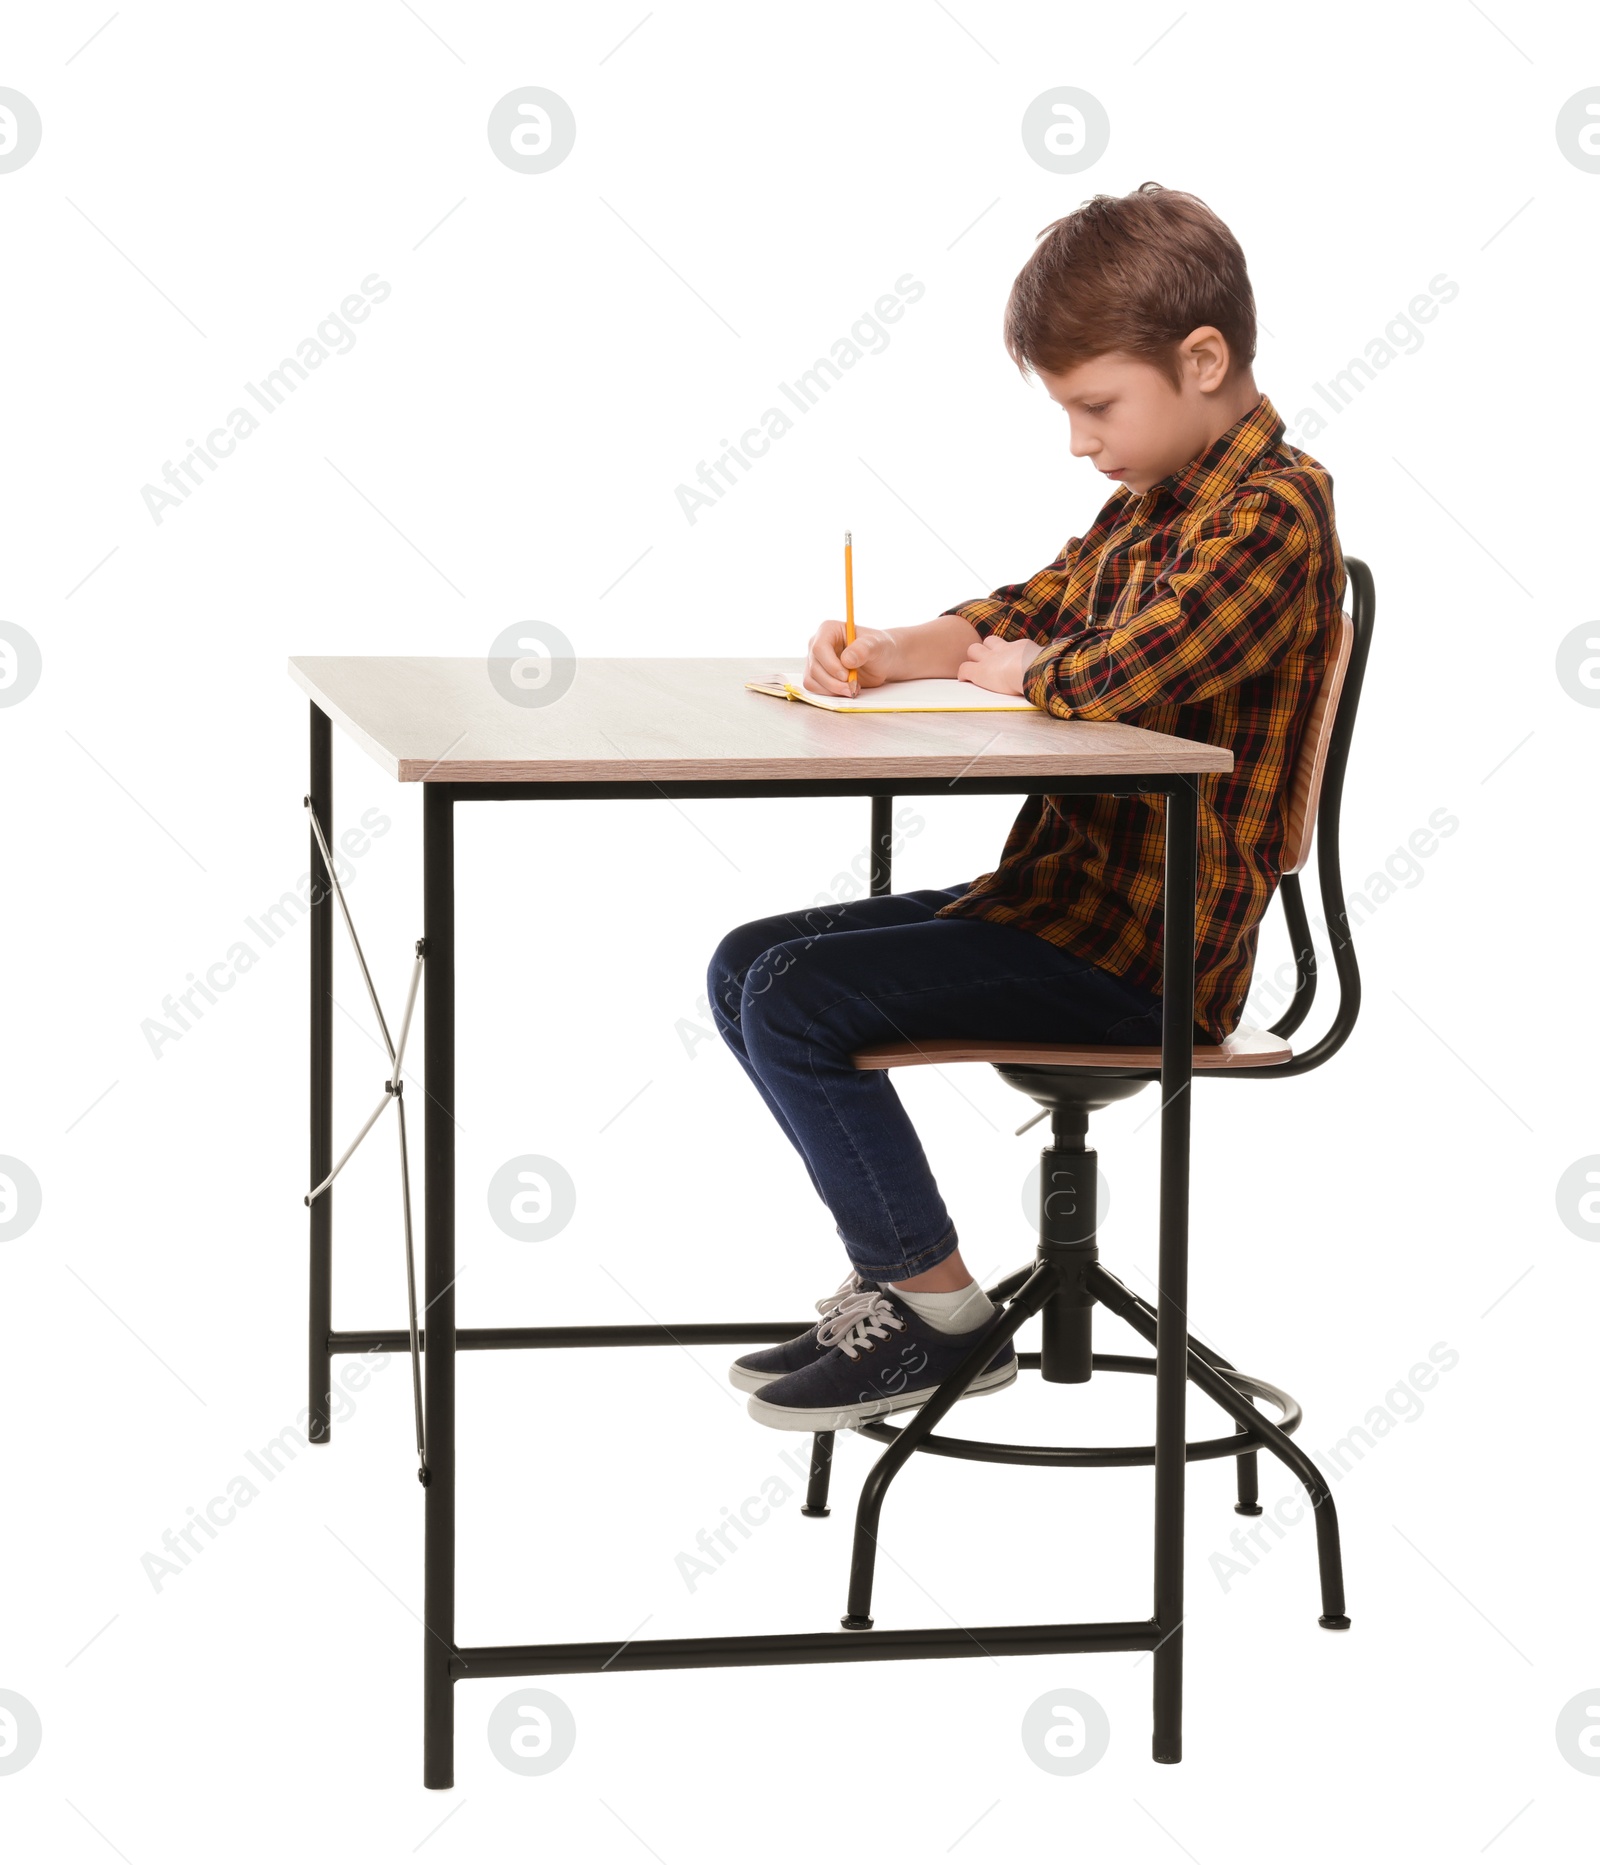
{"left": 851, "top": 1022, "right": 1291, "bottom": 1074}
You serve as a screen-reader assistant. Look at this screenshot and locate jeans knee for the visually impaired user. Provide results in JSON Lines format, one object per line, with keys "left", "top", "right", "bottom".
{"left": 706, "top": 939, "right": 747, "bottom": 1032}
{"left": 735, "top": 939, "right": 814, "bottom": 1044}
{"left": 708, "top": 922, "right": 791, "bottom": 1032}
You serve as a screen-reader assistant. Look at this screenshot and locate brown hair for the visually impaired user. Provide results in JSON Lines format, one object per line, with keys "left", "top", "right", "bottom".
{"left": 1002, "top": 181, "right": 1256, "bottom": 390}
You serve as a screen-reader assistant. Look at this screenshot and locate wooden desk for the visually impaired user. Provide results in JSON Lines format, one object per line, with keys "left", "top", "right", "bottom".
{"left": 287, "top": 654, "right": 1233, "bottom": 785}
{"left": 289, "top": 654, "right": 1231, "bottom": 1785}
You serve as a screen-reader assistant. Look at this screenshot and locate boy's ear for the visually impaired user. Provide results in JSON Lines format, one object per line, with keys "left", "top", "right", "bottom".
{"left": 1180, "top": 325, "right": 1234, "bottom": 389}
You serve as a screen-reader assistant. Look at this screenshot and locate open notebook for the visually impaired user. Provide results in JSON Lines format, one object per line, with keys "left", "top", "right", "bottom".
{"left": 745, "top": 676, "right": 1038, "bottom": 713}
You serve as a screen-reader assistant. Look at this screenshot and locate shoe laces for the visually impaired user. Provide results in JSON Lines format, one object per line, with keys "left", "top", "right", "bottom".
{"left": 813, "top": 1270, "right": 868, "bottom": 1319}
{"left": 816, "top": 1290, "right": 905, "bottom": 1358}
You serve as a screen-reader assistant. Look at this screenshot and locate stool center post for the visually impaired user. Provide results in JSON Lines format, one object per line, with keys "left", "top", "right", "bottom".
{"left": 1037, "top": 1106, "right": 1099, "bottom": 1384}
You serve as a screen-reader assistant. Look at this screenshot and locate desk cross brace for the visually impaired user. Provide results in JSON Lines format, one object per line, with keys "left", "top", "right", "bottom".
{"left": 302, "top": 797, "right": 430, "bottom": 1485}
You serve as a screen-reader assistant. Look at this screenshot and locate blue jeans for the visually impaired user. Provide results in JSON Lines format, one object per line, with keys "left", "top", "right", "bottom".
{"left": 706, "top": 881, "right": 1171, "bottom": 1283}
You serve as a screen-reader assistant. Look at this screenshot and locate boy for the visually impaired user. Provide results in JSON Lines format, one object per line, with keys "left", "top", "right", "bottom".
{"left": 708, "top": 182, "right": 1345, "bottom": 1434}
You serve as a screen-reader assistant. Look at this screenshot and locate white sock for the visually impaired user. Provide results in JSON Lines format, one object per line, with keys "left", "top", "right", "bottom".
{"left": 885, "top": 1277, "right": 996, "bottom": 1335}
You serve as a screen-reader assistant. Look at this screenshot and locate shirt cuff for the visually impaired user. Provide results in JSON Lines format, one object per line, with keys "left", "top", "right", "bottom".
{"left": 1022, "top": 640, "right": 1071, "bottom": 714}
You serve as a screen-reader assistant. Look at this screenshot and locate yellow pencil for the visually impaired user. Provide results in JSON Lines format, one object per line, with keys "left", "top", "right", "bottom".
{"left": 843, "top": 529, "right": 857, "bottom": 695}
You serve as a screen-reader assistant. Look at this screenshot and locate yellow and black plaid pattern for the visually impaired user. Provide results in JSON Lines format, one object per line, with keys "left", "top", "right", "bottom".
{"left": 933, "top": 393, "right": 1346, "bottom": 1041}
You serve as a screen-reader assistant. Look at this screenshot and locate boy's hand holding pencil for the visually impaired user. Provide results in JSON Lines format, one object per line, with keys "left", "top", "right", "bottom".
{"left": 801, "top": 529, "right": 989, "bottom": 697}
{"left": 802, "top": 529, "right": 899, "bottom": 695}
{"left": 803, "top": 618, "right": 899, "bottom": 696}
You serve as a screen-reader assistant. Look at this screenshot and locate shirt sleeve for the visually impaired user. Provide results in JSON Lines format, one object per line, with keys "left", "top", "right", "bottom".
{"left": 942, "top": 534, "right": 1085, "bottom": 643}
{"left": 1020, "top": 491, "right": 1314, "bottom": 721}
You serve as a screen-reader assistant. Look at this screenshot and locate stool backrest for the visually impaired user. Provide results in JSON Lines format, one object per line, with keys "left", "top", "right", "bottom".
{"left": 1259, "top": 554, "right": 1375, "bottom": 1072}
{"left": 1281, "top": 608, "right": 1355, "bottom": 875}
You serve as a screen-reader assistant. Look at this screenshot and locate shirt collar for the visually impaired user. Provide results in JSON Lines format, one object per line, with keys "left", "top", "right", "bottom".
{"left": 1134, "top": 392, "right": 1284, "bottom": 517}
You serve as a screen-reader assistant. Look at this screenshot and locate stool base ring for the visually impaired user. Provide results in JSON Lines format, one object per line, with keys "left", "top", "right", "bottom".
{"left": 850, "top": 1351, "right": 1300, "bottom": 1469}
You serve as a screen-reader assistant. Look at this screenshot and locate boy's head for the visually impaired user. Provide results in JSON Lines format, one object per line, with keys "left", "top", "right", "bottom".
{"left": 1003, "top": 181, "right": 1261, "bottom": 495}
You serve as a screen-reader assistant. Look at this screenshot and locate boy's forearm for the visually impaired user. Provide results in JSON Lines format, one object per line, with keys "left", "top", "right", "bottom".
{"left": 882, "top": 611, "right": 981, "bottom": 679}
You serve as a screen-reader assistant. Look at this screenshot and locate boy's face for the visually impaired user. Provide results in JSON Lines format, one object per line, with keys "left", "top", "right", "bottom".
{"left": 1036, "top": 336, "right": 1254, "bottom": 496}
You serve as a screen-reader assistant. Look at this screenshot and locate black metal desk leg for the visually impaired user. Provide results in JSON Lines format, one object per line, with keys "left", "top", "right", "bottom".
{"left": 308, "top": 705, "right": 334, "bottom": 1444}
{"left": 1152, "top": 780, "right": 1197, "bottom": 1764}
{"left": 869, "top": 793, "right": 893, "bottom": 894}
{"left": 423, "top": 783, "right": 457, "bottom": 1788}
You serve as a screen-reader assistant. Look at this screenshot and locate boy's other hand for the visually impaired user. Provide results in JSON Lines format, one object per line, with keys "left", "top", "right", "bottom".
{"left": 956, "top": 635, "right": 1040, "bottom": 697}
{"left": 803, "top": 619, "right": 899, "bottom": 695}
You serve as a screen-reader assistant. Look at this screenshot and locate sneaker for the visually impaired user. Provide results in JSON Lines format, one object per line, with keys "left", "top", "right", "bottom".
{"left": 745, "top": 1290, "right": 1017, "bottom": 1433}
{"left": 726, "top": 1270, "right": 881, "bottom": 1394}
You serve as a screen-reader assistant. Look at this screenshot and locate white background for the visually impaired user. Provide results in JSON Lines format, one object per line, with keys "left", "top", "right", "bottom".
{"left": 2, "top": 0, "right": 1596, "bottom": 1857}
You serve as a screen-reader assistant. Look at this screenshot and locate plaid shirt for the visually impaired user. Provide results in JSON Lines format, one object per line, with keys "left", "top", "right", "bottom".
{"left": 933, "top": 392, "right": 1345, "bottom": 1041}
